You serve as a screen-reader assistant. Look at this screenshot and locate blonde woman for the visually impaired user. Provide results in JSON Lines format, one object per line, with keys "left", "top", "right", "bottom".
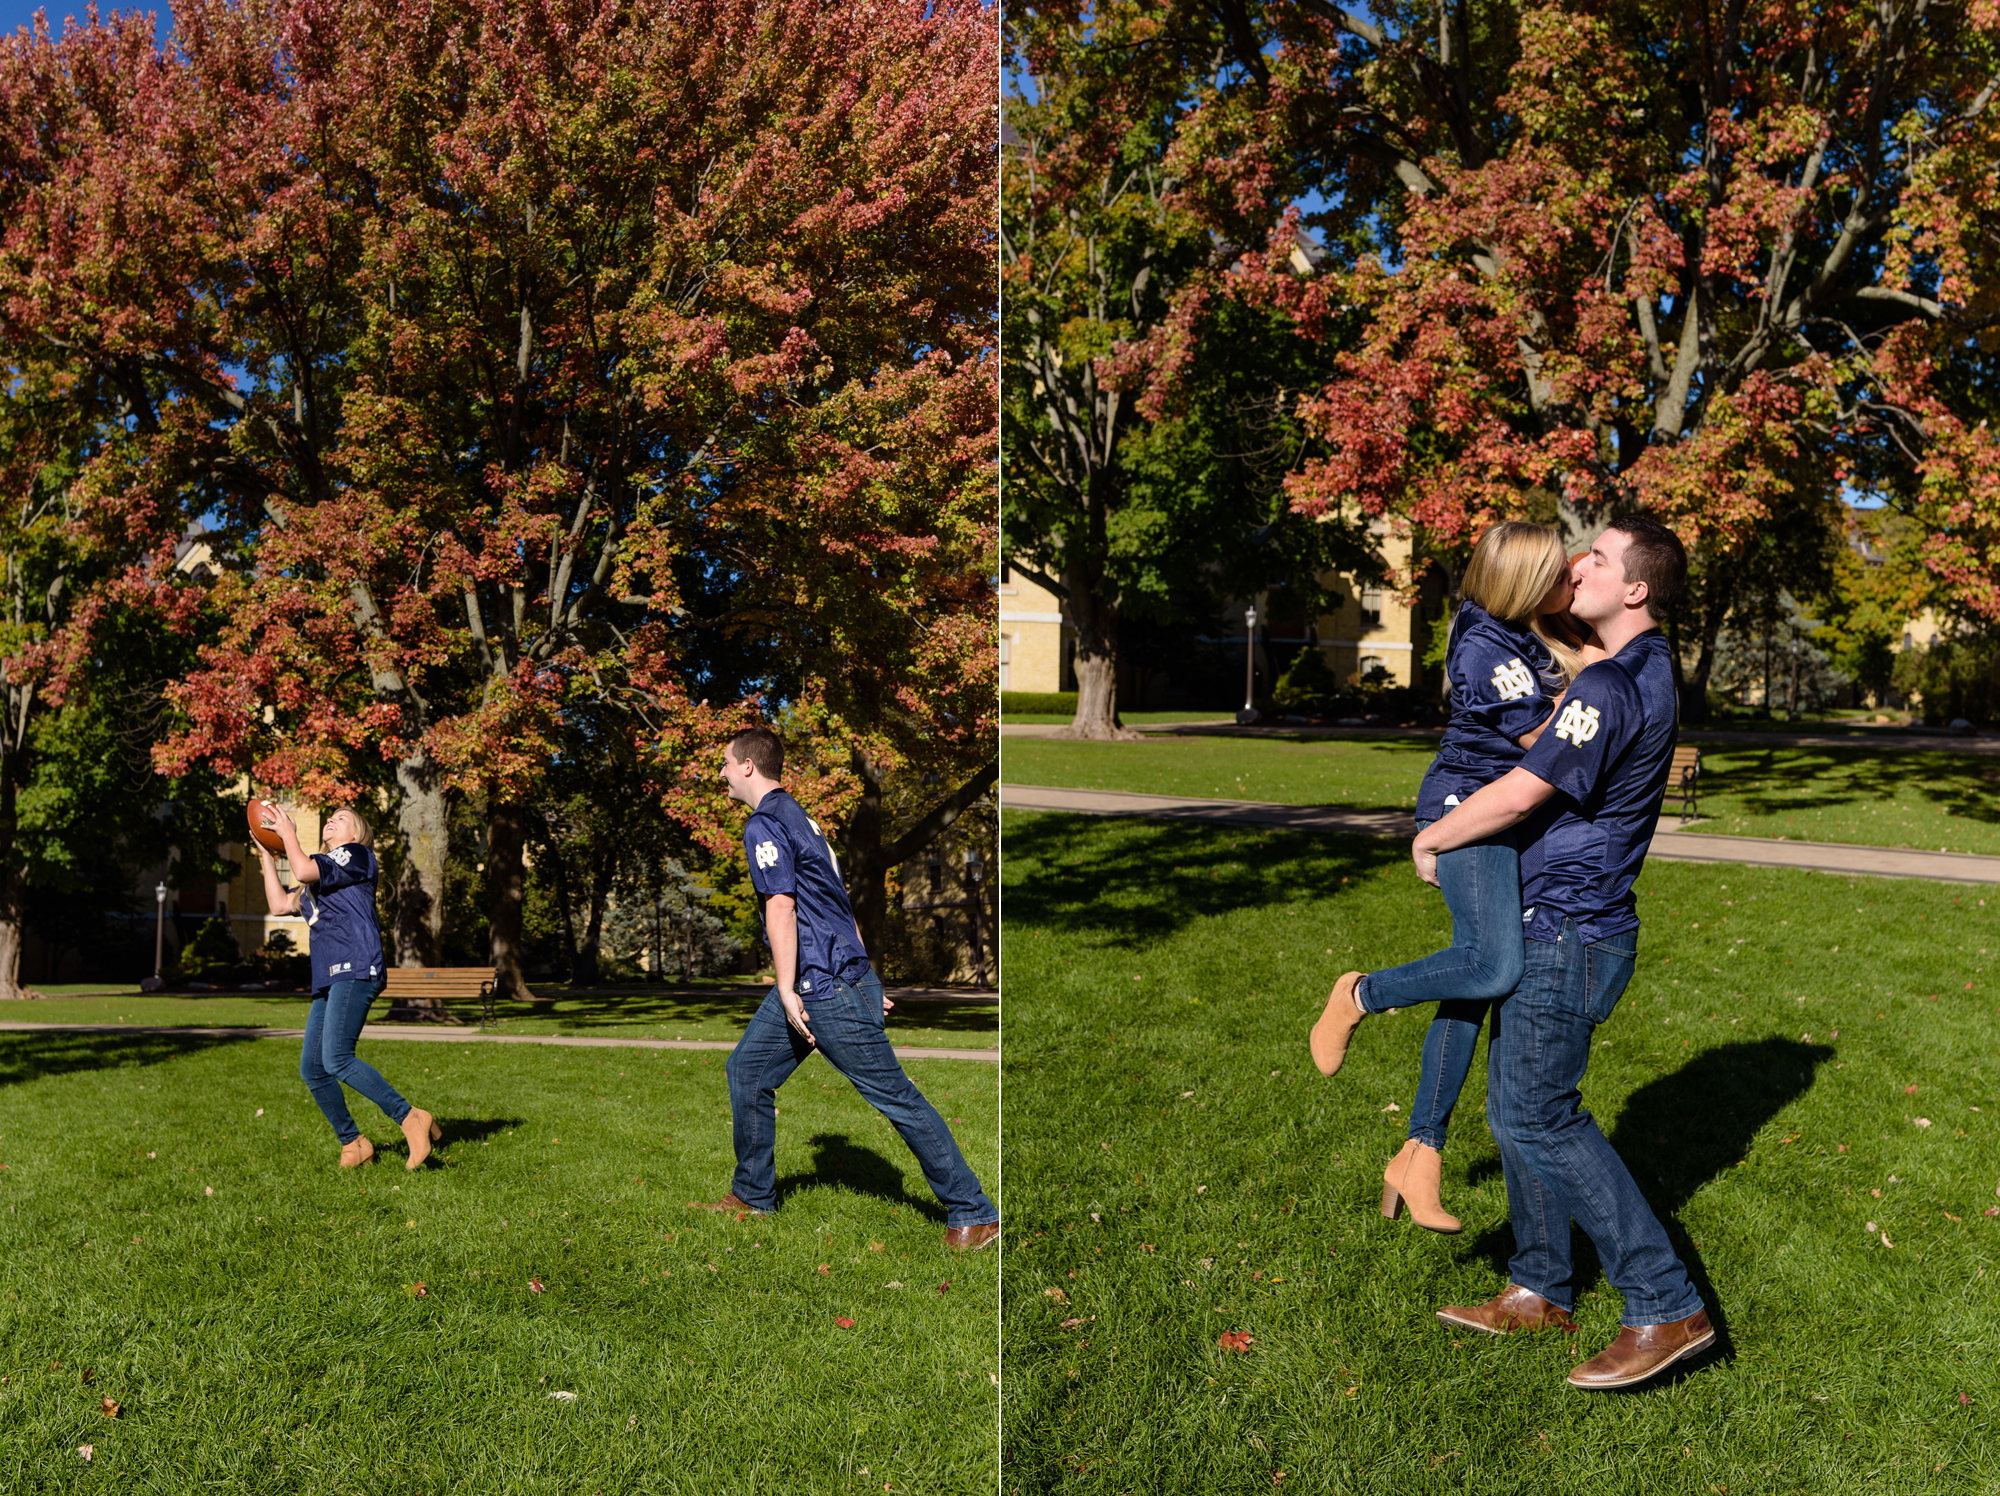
{"left": 1309, "top": 522, "right": 1593, "bottom": 1231}
{"left": 254, "top": 804, "right": 437, "bottom": 1170}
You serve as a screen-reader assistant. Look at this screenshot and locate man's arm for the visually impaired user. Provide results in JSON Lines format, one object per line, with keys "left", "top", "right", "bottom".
{"left": 765, "top": 894, "right": 815, "bottom": 1045}
{"left": 1411, "top": 766, "right": 1558, "bottom": 886}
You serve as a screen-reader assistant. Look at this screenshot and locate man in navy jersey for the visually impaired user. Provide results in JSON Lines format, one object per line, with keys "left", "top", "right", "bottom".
{"left": 691, "top": 727, "right": 999, "bottom": 1252}
{"left": 1409, "top": 516, "right": 1714, "bottom": 1390}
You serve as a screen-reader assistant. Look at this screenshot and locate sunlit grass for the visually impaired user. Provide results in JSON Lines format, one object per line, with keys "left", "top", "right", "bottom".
{"left": 0, "top": 1033, "right": 998, "bottom": 1493}
{"left": 1000, "top": 808, "right": 1999, "bottom": 1495}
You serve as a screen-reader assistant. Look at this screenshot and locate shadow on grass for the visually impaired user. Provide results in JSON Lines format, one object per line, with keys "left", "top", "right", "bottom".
{"left": 0, "top": 1029, "right": 263, "bottom": 1089}
{"left": 1002, "top": 814, "right": 1407, "bottom": 949}
{"left": 1698, "top": 744, "right": 2000, "bottom": 827}
{"left": 1463, "top": 1037, "right": 1835, "bottom": 1359}
{"left": 380, "top": 987, "right": 1001, "bottom": 1039}
{"left": 774, "top": 1132, "right": 946, "bottom": 1222}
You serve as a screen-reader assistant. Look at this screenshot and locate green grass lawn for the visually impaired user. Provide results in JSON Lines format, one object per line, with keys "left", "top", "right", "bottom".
{"left": 0, "top": 1031, "right": 998, "bottom": 1493}
{"left": 11, "top": 987, "right": 997, "bottom": 1053}
{"left": 999, "top": 808, "right": 1999, "bottom": 1494}
{"left": 1001, "top": 734, "right": 2000, "bottom": 855}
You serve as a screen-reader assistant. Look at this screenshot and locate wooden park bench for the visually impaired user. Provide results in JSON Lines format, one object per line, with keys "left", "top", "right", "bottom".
{"left": 381, "top": 966, "right": 498, "bottom": 1031}
{"left": 1668, "top": 744, "right": 1701, "bottom": 824}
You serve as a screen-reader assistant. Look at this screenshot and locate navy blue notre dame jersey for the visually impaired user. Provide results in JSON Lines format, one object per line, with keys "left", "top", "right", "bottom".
{"left": 299, "top": 843, "right": 385, "bottom": 991}
{"left": 1516, "top": 629, "right": 1678, "bottom": 944}
{"left": 743, "top": 790, "right": 870, "bottom": 999}
{"left": 1417, "top": 602, "right": 1561, "bottom": 822}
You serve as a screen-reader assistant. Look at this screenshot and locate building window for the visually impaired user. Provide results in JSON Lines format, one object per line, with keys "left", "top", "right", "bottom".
{"left": 999, "top": 633, "right": 1011, "bottom": 691}
{"left": 1360, "top": 586, "right": 1383, "bottom": 629}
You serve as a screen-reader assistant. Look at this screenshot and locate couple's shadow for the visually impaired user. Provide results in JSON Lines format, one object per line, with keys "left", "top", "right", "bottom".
{"left": 774, "top": 1132, "right": 946, "bottom": 1222}
{"left": 1460, "top": 1036, "right": 1835, "bottom": 1384}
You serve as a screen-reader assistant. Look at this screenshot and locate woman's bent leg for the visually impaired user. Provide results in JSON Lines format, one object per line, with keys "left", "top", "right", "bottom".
{"left": 299, "top": 994, "right": 361, "bottom": 1144}
{"left": 320, "top": 977, "right": 411, "bottom": 1124}
{"left": 1361, "top": 834, "right": 1523, "bottom": 1012}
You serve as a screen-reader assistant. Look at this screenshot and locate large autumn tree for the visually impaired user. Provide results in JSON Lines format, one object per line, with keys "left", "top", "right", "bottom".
{"left": 1, "top": 0, "right": 997, "bottom": 995}
{"left": 1134, "top": 0, "right": 2000, "bottom": 716}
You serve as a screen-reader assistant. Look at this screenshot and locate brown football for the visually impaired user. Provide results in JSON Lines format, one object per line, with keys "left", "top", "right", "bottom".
{"left": 247, "top": 799, "right": 287, "bottom": 853}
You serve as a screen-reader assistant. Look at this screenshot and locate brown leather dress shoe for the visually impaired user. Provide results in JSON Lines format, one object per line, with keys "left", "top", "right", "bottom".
{"left": 1566, "top": 1309, "right": 1714, "bottom": 1389}
{"left": 945, "top": 1221, "right": 1000, "bottom": 1253}
{"left": 1309, "top": 972, "right": 1368, "bottom": 1076}
{"left": 1436, "top": 1284, "right": 1576, "bottom": 1336}
{"left": 688, "top": 1193, "right": 769, "bottom": 1217}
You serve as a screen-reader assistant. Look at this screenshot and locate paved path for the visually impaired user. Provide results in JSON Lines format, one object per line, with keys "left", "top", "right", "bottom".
{"left": 1003, "top": 721, "right": 2000, "bottom": 754}
{"left": 1000, "top": 783, "right": 2000, "bottom": 885}
{"left": 0, "top": 1022, "right": 998, "bottom": 1063}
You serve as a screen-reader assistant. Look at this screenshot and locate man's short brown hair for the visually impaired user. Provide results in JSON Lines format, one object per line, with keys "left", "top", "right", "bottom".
{"left": 727, "top": 726, "right": 784, "bottom": 781}
{"left": 1606, "top": 514, "right": 1687, "bottom": 620}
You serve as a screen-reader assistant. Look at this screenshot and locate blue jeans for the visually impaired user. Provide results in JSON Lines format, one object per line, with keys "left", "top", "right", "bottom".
{"left": 725, "top": 969, "right": 997, "bottom": 1228}
{"left": 1487, "top": 921, "right": 1702, "bottom": 1326}
{"left": 1360, "top": 823, "right": 1522, "bottom": 1150}
{"left": 301, "top": 977, "right": 410, "bottom": 1144}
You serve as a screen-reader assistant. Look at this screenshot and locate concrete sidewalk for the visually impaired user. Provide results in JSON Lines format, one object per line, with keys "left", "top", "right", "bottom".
{"left": 1001, "top": 720, "right": 2000, "bottom": 754}
{"left": 1000, "top": 783, "right": 2000, "bottom": 885}
{"left": 0, "top": 1022, "right": 999, "bottom": 1063}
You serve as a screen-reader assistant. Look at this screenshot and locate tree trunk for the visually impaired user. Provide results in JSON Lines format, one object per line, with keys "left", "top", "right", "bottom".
{"left": 381, "top": 751, "right": 449, "bottom": 1020}
{"left": 838, "top": 751, "right": 1000, "bottom": 962}
{"left": 487, "top": 795, "right": 535, "bottom": 1001}
{"left": 843, "top": 751, "right": 890, "bottom": 958}
{"left": 393, "top": 751, "right": 447, "bottom": 966}
{"left": 572, "top": 844, "right": 610, "bottom": 987}
{"left": 0, "top": 863, "right": 24, "bottom": 1002}
{"left": 1057, "top": 582, "right": 1139, "bottom": 741}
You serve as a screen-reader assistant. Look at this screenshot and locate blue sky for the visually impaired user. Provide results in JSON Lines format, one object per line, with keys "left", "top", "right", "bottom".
{"left": 0, "top": 1, "right": 172, "bottom": 48}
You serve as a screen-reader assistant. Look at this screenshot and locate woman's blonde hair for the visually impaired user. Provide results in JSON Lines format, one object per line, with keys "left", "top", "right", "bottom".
{"left": 1459, "top": 522, "right": 1583, "bottom": 684}
{"left": 324, "top": 805, "right": 375, "bottom": 850}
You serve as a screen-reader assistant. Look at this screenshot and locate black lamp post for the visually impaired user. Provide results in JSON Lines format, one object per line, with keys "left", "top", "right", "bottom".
{"left": 153, "top": 881, "right": 167, "bottom": 979}
{"left": 964, "top": 848, "right": 988, "bottom": 988}
{"left": 1237, "top": 605, "right": 1260, "bottom": 725}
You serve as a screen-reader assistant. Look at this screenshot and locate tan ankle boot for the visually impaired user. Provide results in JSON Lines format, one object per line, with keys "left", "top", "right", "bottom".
{"left": 339, "top": 1135, "right": 375, "bottom": 1169}
{"left": 1309, "top": 972, "right": 1368, "bottom": 1076}
{"left": 1381, "top": 1138, "right": 1461, "bottom": 1233}
{"left": 401, "top": 1108, "right": 435, "bottom": 1171}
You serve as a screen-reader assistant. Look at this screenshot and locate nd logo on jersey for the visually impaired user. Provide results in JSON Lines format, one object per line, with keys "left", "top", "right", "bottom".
{"left": 1490, "top": 656, "right": 1535, "bottom": 701}
{"left": 754, "top": 840, "right": 780, "bottom": 869}
{"left": 1554, "top": 699, "right": 1601, "bottom": 745}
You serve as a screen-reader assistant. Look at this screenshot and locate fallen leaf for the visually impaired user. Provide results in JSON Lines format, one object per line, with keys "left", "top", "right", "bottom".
{"left": 1217, "top": 1331, "right": 1255, "bottom": 1353}
{"left": 1915, "top": 1118, "right": 1933, "bottom": 1129}
{"left": 204, "top": 1186, "right": 214, "bottom": 1197}
{"left": 528, "top": 1278, "right": 545, "bottom": 1293}
{"left": 256, "top": 1108, "right": 264, "bottom": 1116}
{"left": 868, "top": 1241, "right": 886, "bottom": 1253}
{"left": 1090, "top": 1212, "right": 1101, "bottom": 1222}
{"left": 937, "top": 1281, "right": 951, "bottom": 1295}
{"left": 1381, "top": 1102, "right": 1401, "bottom": 1113}
{"left": 1044, "top": 1287, "right": 1068, "bottom": 1303}
{"left": 547, "top": 1390, "right": 578, "bottom": 1402}
{"left": 81, "top": 1367, "right": 93, "bottom": 1384}
{"left": 885, "top": 1280, "right": 904, "bottom": 1289}
{"left": 77, "top": 1446, "right": 93, "bottom": 1463}
{"left": 1961, "top": 1393, "right": 1972, "bottom": 1406}
{"left": 1059, "top": 1316, "right": 1096, "bottom": 1329}
{"left": 1905, "top": 1085, "right": 1919, "bottom": 1094}
{"left": 816, "top": 1264, "right": 832, "bottom": 1277}
{"left": 835, "top": 1316, "right": 855, "bottom": 1330}
{"left": 100, "top": 1397, "right": 121, "bottom": 1418}
{"left": 1880, "top": 1231, "right": 1895, "bottom": 1248}
{"left": 1140, "top": 1243, "right": 1156, "bottom": 1254}
{"left": 1196, "top": 1185, "right": 1208, "bottom": 1194}
{"left": 411, "top": 1282, "right": 429, "bottom": 1298}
